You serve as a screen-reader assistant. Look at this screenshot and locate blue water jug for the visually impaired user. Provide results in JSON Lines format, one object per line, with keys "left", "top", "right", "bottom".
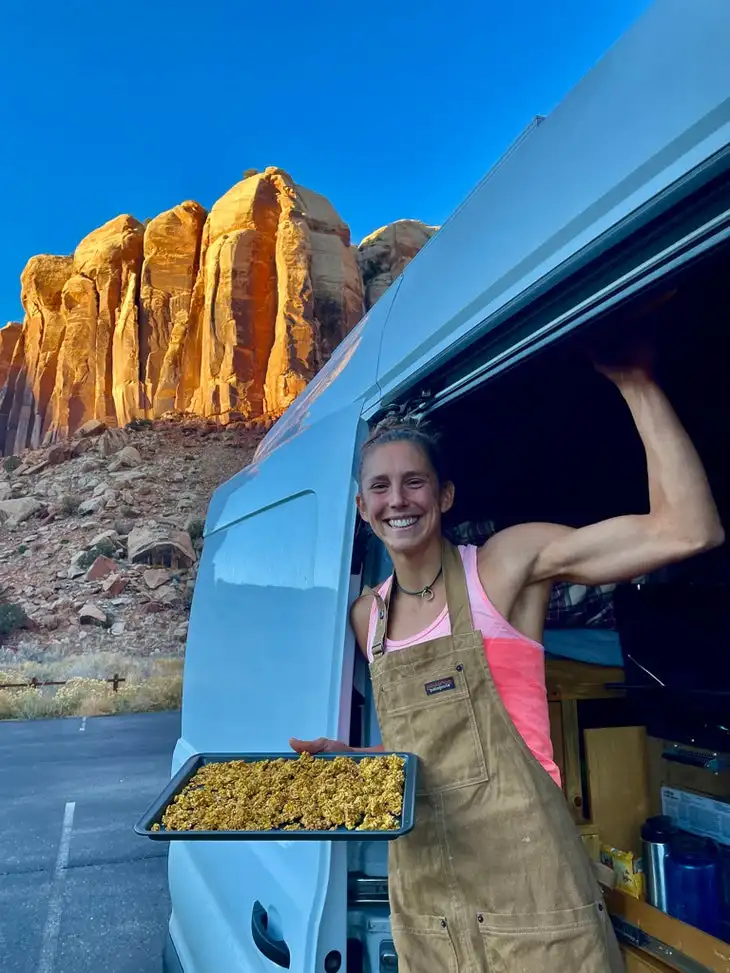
{"left": 665, "top": 834, "right": 722, "bottom": 938}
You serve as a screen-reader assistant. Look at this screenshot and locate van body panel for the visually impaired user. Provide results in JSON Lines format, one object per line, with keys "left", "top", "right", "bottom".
{"left": 170, "top": 401, "right": 367, "bottom": 971}
{"left": 375, "top": 0, "right": 730, "bottom": 400}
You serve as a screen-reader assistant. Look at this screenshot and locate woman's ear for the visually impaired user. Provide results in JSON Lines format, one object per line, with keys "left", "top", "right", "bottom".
{"left": 356, "top": 493, "right": 371, "bottom": 523}
{"left": 440, "top": 481, "right": 455, "bottom": 514}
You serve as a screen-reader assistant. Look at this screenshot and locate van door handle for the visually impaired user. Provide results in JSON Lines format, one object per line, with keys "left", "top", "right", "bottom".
{"left": 251, "top": 901, "right": 291, "bottom": 968}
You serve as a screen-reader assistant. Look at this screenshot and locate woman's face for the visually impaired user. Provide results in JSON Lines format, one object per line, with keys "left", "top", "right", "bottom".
{"left": 357, "top": 440, "right": 454, "bottom": 556}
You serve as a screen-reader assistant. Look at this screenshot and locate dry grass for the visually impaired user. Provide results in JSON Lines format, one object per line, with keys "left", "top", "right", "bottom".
{"left": 0, "top": 655, "right": 182, "bottom": 720}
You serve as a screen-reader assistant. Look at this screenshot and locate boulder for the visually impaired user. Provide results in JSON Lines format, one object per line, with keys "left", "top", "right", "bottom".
{"left": 101, "top": 574, "right": 127, "bottom": 596}
{"left": 97, "top": 428, "right": 130, "bottom": 457}
{"left": 143, "top": 567, "right": 170, "bottom": 589}
{"left": 79, "top": 602, "right": 110, "bottom": 627}
{"left": 153, "top": 584, "right": 180, "bottom": 606}
{"left": 18, "top": 460, "right": 48, "bottom": 476}
{"left": 77, "top": 496, "right": 105, "bottom": 516}
{"left": 90, "top": 528, "right": 122, "bottom": 549}
{"left": 110, "top": 620, "right": 126, "bottom": 636}
{"left": 128, "top": 524, "right": 195, "bottom": 568}
{"left": 75, "top": 419, "right": 107, "bottom": 438}
{"left": 0, "top": 482, "right": 11, "bottom": 502}
{"left": 46, "top": 442, "right": 74, "bottom": 465}
{"left": 37, "top": 613, "right": 60, "bottom": 631}
{"left": 0, "top": 497, "right": 44, "bottom": 525}
{"left": 71, "top": 437, "right": 95, "bottom": 457}
{"left": 143, "top": 601, "right": 165, "bottom": 614}
{"left": 85, "top": 555, "right": 117, "bottom": 582}
{"left": 107, "top": 445, "right": 142, "bottom": 471}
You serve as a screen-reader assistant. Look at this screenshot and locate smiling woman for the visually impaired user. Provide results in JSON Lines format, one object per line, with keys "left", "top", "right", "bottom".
{"left": 289, "top": 337, "right": 723, "bottom": 972}
{"left": 356, "top": 417, "right": 454, "bottom": 572}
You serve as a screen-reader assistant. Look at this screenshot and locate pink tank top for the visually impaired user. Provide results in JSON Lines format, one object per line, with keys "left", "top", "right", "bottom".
{"left": 367, "top": 544, "right": 561, "bottom": 787}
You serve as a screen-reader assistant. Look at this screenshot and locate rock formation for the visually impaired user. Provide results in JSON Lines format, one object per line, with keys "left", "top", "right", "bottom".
{"left": 0, "top": 258, "right": 75, "bottom": 454}
{"left": 0, "top": 323, "right": 22, "bottom": 398}
{"left": 141, "top": 201, "right": 206, "bottom": 417}
{"left": 358, "top": 219, "right": 438, "bottom": 309}
{"left": 0, "top": 167, "right": 436, "bottom": 455}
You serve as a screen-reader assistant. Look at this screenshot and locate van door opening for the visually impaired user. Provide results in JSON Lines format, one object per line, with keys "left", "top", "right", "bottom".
{"left": 344, "top": 239, "right": 730, "bottom": 965}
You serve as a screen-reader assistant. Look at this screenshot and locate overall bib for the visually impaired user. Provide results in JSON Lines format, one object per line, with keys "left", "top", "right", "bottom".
{"left": 369, "top": 540, "right": 624, "bottom": 973}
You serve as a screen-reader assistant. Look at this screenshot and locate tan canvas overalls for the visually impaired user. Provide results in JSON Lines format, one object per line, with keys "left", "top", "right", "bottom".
{"left": 369, "top": 540, "right": 624, "bottom": 972}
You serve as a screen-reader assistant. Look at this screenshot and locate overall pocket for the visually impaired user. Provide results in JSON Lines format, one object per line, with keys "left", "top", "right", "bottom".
{"left": 390, "top": 913, "right": 458, "bottom": 973}
{"left": 477, "top": 902, "right": 618, "bottom": 973}
{"left": 380, "top": 663, "right": 489, "bottom": 795}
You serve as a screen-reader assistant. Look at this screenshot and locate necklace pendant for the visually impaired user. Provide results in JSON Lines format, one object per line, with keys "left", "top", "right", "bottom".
{"left": 421, "top": 586, "right": 435, "bottom": 602}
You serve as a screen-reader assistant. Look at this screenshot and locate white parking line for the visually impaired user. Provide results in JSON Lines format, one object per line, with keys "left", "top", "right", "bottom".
{"left": 37, "top": 801, "right": 76, "bottom": 973}
{"left": 79, "top": 718, "right": 86, "bottom": 733}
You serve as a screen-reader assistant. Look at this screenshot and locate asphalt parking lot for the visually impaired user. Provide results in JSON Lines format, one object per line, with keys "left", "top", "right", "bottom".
{"left": 0, "top": 710, "right": 180, "bottom": 973}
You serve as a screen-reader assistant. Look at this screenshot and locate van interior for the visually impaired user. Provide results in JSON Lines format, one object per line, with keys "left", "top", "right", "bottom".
{"left": 346, "top": 239, "right": 730, "bottom": 972}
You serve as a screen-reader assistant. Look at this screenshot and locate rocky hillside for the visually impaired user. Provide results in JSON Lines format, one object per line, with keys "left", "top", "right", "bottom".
{"left": 0, "top": 167, "right": 436, "bottom": 457}
{"left": 0, "top": 416, "right": 266, "bottom": 666}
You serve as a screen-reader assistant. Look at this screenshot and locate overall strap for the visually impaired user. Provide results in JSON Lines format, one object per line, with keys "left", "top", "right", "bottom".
{"left": 371, "top": 540, "right": 473, "bottom": 656}
{"left": 370, "top": 581, "right": 393, "bottom": 658}
{"left": 442, "top": 539, "right": 475, "bottom": 637}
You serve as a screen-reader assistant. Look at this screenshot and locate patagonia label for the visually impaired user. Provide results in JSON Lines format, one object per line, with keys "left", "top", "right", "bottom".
{"left": 424, "top": 676, "right": 456, "bottom": 696}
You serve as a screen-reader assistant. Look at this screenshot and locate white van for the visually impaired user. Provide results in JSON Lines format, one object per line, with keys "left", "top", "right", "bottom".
{"left": 163, "top": 1, "right": 730, "bottom": 970}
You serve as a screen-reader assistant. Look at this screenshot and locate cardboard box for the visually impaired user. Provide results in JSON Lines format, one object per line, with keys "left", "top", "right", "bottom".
{"left": 601, "top": 844, "right": 644, "bottom": 899}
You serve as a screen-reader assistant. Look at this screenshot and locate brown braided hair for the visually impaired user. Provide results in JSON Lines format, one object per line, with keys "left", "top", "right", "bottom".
{"left": 358, "top": 411, "right": 446, "bottom": 489}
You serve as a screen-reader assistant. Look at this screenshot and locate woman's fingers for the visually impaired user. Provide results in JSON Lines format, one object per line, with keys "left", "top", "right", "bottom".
{"left": 289, "top": 736, "right": 326, "bottom": 754}
{"left": 289, "top": 737, "right": 351, "bottom": 754}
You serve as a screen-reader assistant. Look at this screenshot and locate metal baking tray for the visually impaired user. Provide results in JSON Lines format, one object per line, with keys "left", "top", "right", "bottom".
{"left": 134, "top": 751, "right": 418, "bottom": 841}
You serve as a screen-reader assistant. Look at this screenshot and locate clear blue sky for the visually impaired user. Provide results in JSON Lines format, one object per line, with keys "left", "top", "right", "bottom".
{"left": 1, "top": 0, "right": 651, "bottom": 324}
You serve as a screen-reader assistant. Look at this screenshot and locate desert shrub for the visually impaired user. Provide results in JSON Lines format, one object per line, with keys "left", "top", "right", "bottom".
{"left": 59, "top": 493, "right": 82, "bottom": 515}
{"left": 125, "top": 418, "right": 153, "bottom": 431}
{"left": 3, "top": 455, "right": 21, "bottom": 473}
{"left": 76, "top": 537, "right": 118, "bottom": 569}
{"left": 113, "top": 673, "right": 183, "bottom": 713}
{"left": 186, "top": 518, "right": 204, "bottom": 542}
{"left": 12, "top": 688, "right": 58, "bottom": 719}
{"left": 0, "top": 686, "right": 57, "bottom": 720}
{"left": 0, "top": 601, "right": 28, "bottom": 639}
{"left": 17, "top": 544, "right": 28, "bottom": 554}
{"left": 0, "top": 656, "right": 183, "bottom": 720}
{"left": 55, "top": 677, "right": 113, "bottom": 715}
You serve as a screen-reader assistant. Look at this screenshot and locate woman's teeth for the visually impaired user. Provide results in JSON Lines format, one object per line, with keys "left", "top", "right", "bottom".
{"left": 387, "top": 517, "right": 418, "bottom": 529}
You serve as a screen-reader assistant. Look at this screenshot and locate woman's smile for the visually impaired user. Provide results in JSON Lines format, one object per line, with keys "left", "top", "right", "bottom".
{"left": 384, "top": 515, "right": 421, "bottom": 530}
